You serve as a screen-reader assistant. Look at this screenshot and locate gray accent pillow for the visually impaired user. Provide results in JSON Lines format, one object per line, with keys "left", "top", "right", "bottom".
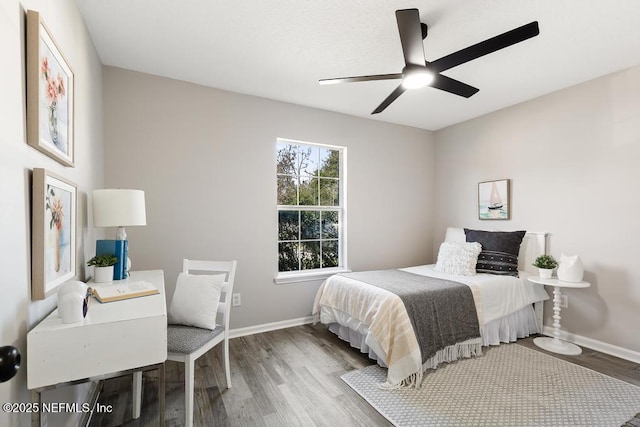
{"left": 464, "top": 229, "right": 526, "bottom": 277}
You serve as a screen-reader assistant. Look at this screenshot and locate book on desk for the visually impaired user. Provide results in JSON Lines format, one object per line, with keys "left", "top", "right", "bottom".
{"left": 96, "top": 239, "right": 128, "bottom": 280}
{"left": 90, "top": 280, "right": 159, "bottom": 303}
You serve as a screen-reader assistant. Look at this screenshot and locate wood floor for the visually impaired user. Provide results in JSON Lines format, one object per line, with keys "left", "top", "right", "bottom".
{"left": 89, "top": 324, "right": 640, "bottom": 426}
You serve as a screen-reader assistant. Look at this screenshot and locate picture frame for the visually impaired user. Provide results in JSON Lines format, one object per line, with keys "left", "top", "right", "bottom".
{"left": 32, "top": 168, "right": 77, "bottom": 300}
{"left": 26, "top": 9, "right": 75, "bottom": 167}
{"left": 478, "top": 179, "right": 510, "bottom": 220}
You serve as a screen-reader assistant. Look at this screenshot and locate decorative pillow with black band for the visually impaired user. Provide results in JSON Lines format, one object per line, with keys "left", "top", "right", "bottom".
{"left": 464, "top": 229, "right": 526, "bottom": 277}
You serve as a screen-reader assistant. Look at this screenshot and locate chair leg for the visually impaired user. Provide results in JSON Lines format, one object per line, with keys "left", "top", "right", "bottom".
{"left": 185, "top": 358, "right": 195, "bottom": 427}
{"left": 224, "top": 337, "right": 232, "bottom": 389}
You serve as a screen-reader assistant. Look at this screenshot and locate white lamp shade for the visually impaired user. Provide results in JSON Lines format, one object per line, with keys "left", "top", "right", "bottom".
{"left": 92, "top": 189, "right": 146, "bottom": 227}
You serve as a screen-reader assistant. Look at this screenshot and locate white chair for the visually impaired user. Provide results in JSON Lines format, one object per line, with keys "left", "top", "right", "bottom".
{"left": 167, "top": 259, "right": 237, "bottom": 427}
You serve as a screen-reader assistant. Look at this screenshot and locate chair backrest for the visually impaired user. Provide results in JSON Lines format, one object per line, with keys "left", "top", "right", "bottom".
{"left": 182, "top": 259, "right": 237, "bottom": 332}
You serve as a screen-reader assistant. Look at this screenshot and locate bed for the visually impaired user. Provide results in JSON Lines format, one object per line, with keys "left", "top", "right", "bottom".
{"left": 312, "top": 227, "right": 550, "bottom": 388}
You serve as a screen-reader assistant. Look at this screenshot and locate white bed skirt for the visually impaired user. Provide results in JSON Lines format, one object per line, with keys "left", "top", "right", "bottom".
{"left": 327, "top": 303, "right": 540, "bottom": 368}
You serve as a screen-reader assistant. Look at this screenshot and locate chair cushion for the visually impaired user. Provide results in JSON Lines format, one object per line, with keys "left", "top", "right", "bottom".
{"left": 167, "top": 324, "right": 224, "bottom": 354}
{"left": 168, "top": 272, "right": 225, "bottom": 330}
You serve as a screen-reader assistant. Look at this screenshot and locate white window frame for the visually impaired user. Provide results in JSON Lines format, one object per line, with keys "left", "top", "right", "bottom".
{"left": 274, "top": 138, "right": 348, "bottom": 284}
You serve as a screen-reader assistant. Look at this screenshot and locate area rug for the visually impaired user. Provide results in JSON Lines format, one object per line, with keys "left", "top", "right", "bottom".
{"left": 341, "top": 344, "right": 640, "bottom": 427}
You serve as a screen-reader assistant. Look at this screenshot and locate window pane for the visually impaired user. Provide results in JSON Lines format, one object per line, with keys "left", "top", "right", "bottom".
{"left": 301, "top": 241, "right": 320, "bottom": 270}
{"left": 298, "top": 176, "right": 318, "bottom": 206}
{"left": 319, "top": 148, "right": 339, "bottom": 178}
{"left": 301, "top": 211, "right": 320, "bottom": 240}
{"left": 294, "top": 145, "right": 313, "bottom": 177}
{"left": 302, "top": 145, "right": 320, "bottom": 177}
{"left": 321, "top": 211, "right": 339, "bottom": 239}
{"left": 279, "top": 242, "right": 299, "bottom": 272}
{"left": 319, "top": 178, "right": 339, "bottom": 206}
{"left": 278, "top": 210, "right": 299, "bottom": 241}
{"left": 276, "top": 143, "right": 298, "bottom": 175}
{"left": 277, "top": 175, "right": 297, "bottom": 205}
{"left": 322, "top": 240, "right": 339, "bottom": 268}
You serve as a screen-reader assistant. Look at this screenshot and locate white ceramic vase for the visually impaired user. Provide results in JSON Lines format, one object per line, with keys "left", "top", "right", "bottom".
{"left": 57, "top": 280, "right": 88, "bottom": 324}
{"left": 94, "top": 265, "right": 114, "bottom": 283}
{"left": 557, "top": 254, "right": 584, "bottom": 283}
{"left": 538, "top": 268, "right": 553, "bottom": 279}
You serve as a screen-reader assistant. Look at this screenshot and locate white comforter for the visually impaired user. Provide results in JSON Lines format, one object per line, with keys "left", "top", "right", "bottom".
{"left": 313, "top": 265, "right": 548, "bottom": 387}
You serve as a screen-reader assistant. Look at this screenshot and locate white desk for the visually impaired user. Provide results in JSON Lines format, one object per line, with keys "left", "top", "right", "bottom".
{"left": 527, "top": 276, "right": 590, "bottom": 355}
{"left": 27, "top": 270, "right": 167, "bottom": 426}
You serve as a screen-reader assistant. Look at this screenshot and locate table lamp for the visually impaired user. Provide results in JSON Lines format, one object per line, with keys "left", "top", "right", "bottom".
{"left": 92, "top": 189, "right": 146, "bottom": 240}
{"left": 92, "top": 189, "right": 146, "bottom": 275}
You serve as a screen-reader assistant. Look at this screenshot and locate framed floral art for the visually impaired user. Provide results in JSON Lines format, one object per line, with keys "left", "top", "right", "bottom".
{"left": 26, "top": 10, "right": 75, "bottom": 167}
{"left": 32, "top": 168, "right": 77, "bottom": 300}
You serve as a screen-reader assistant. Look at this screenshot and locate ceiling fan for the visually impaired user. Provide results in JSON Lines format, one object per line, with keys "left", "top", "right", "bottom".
{"left": 319, "top": 9, "right": 539, "bottom": 114}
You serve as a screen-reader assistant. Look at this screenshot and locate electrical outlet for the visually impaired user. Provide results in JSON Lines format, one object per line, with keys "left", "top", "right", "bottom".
{"left": 559, "top": 295, "right": 568, "bottom": 308}
{"left": 232, "top": 293, "right": 241, "bottom": 307}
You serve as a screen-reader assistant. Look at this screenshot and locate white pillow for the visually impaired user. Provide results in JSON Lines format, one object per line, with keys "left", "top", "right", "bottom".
{"left": 434, "top": 241, "right": 482, "bottom": 276}
{"left": 168, "top": 272, "right": 225, "bottom": 330}
{"left": 444, "top": 226, "right": 466, "bottom": 243}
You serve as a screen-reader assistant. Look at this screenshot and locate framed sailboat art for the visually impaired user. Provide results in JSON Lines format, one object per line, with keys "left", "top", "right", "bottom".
{"left": 478, "top": 179, "right": 510, "bottom": 220}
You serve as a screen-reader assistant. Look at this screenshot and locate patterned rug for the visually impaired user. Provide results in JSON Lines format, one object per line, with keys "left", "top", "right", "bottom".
{"left": 342, "top": 344, "right": 640, "bottom": 427}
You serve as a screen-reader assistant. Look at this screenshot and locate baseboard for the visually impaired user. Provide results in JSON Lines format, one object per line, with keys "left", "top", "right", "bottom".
{"left": 228, "top": 318, "right": 640, "bottom": 365}
{"left": 229, "top": 316, "right": 315, "bottom": 339}
{"left": 542, "top": 326, "right": 640, "bottom": 364}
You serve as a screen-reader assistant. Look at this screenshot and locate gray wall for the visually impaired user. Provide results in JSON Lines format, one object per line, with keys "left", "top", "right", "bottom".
{"left": 103, "top": 67, "right": 436, "bottom": 329}
{"left": 0, "top": 0, "right": 104, "bottom": 425}
{"left": 3, "top": 4, "right": 636, "bottom": 425}
{"left": 434, "top": 65, "right": 640, "bottom": 353}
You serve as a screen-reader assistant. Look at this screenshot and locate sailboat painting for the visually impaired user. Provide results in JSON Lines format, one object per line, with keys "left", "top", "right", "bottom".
{"left": 478, "top": 179, "right": 510, "bottom": 220}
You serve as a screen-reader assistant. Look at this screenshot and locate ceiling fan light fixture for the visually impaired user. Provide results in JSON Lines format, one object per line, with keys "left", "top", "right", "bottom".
{"left": 401, "top": 66, "right": 434, "bottom": 89}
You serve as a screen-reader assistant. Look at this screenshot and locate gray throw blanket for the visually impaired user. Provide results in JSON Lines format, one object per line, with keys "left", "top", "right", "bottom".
{"left": 339, "top": 270, "right": 480, "bottom": 363}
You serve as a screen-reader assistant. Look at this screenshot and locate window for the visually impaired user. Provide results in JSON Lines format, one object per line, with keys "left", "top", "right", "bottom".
{"left": 276, "top": 139, "right": 346, "bottom": 278}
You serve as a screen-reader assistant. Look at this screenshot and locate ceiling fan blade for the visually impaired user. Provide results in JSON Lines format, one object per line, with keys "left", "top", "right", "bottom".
{"left": 396, "top": 9, "right": 426, "bottom": 67}
{"left": 430, "top": 74, "right": 479, "bottom": 98}
{"left": 372, "top": 85, "right": 407, "bottom": 114}
{"left": 430, "top": 21, "right": 539, "bottom": 73}
{"left": 319, "top": 73, "right": 403, "bottom": 85}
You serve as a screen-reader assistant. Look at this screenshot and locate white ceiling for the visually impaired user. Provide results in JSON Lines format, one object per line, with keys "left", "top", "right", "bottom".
{"left": 77, "top": 0, "right": 640, "bottom": 131}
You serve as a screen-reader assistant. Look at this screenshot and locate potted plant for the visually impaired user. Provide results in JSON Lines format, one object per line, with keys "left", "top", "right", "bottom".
{"left": 87, "top": 254, "right": 118, "bottom": 283}
{"left": 533, "top": 254, "right": 558, "bottom": 279}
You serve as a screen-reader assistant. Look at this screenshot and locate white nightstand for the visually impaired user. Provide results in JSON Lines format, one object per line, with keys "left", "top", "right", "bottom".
{"left": 527, "top": 276, "right": 590, "bottom": 355}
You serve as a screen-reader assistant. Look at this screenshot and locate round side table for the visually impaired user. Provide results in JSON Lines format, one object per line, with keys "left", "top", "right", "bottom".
{"left": 527, "top": 276, "right": 590, "bottom": 355}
